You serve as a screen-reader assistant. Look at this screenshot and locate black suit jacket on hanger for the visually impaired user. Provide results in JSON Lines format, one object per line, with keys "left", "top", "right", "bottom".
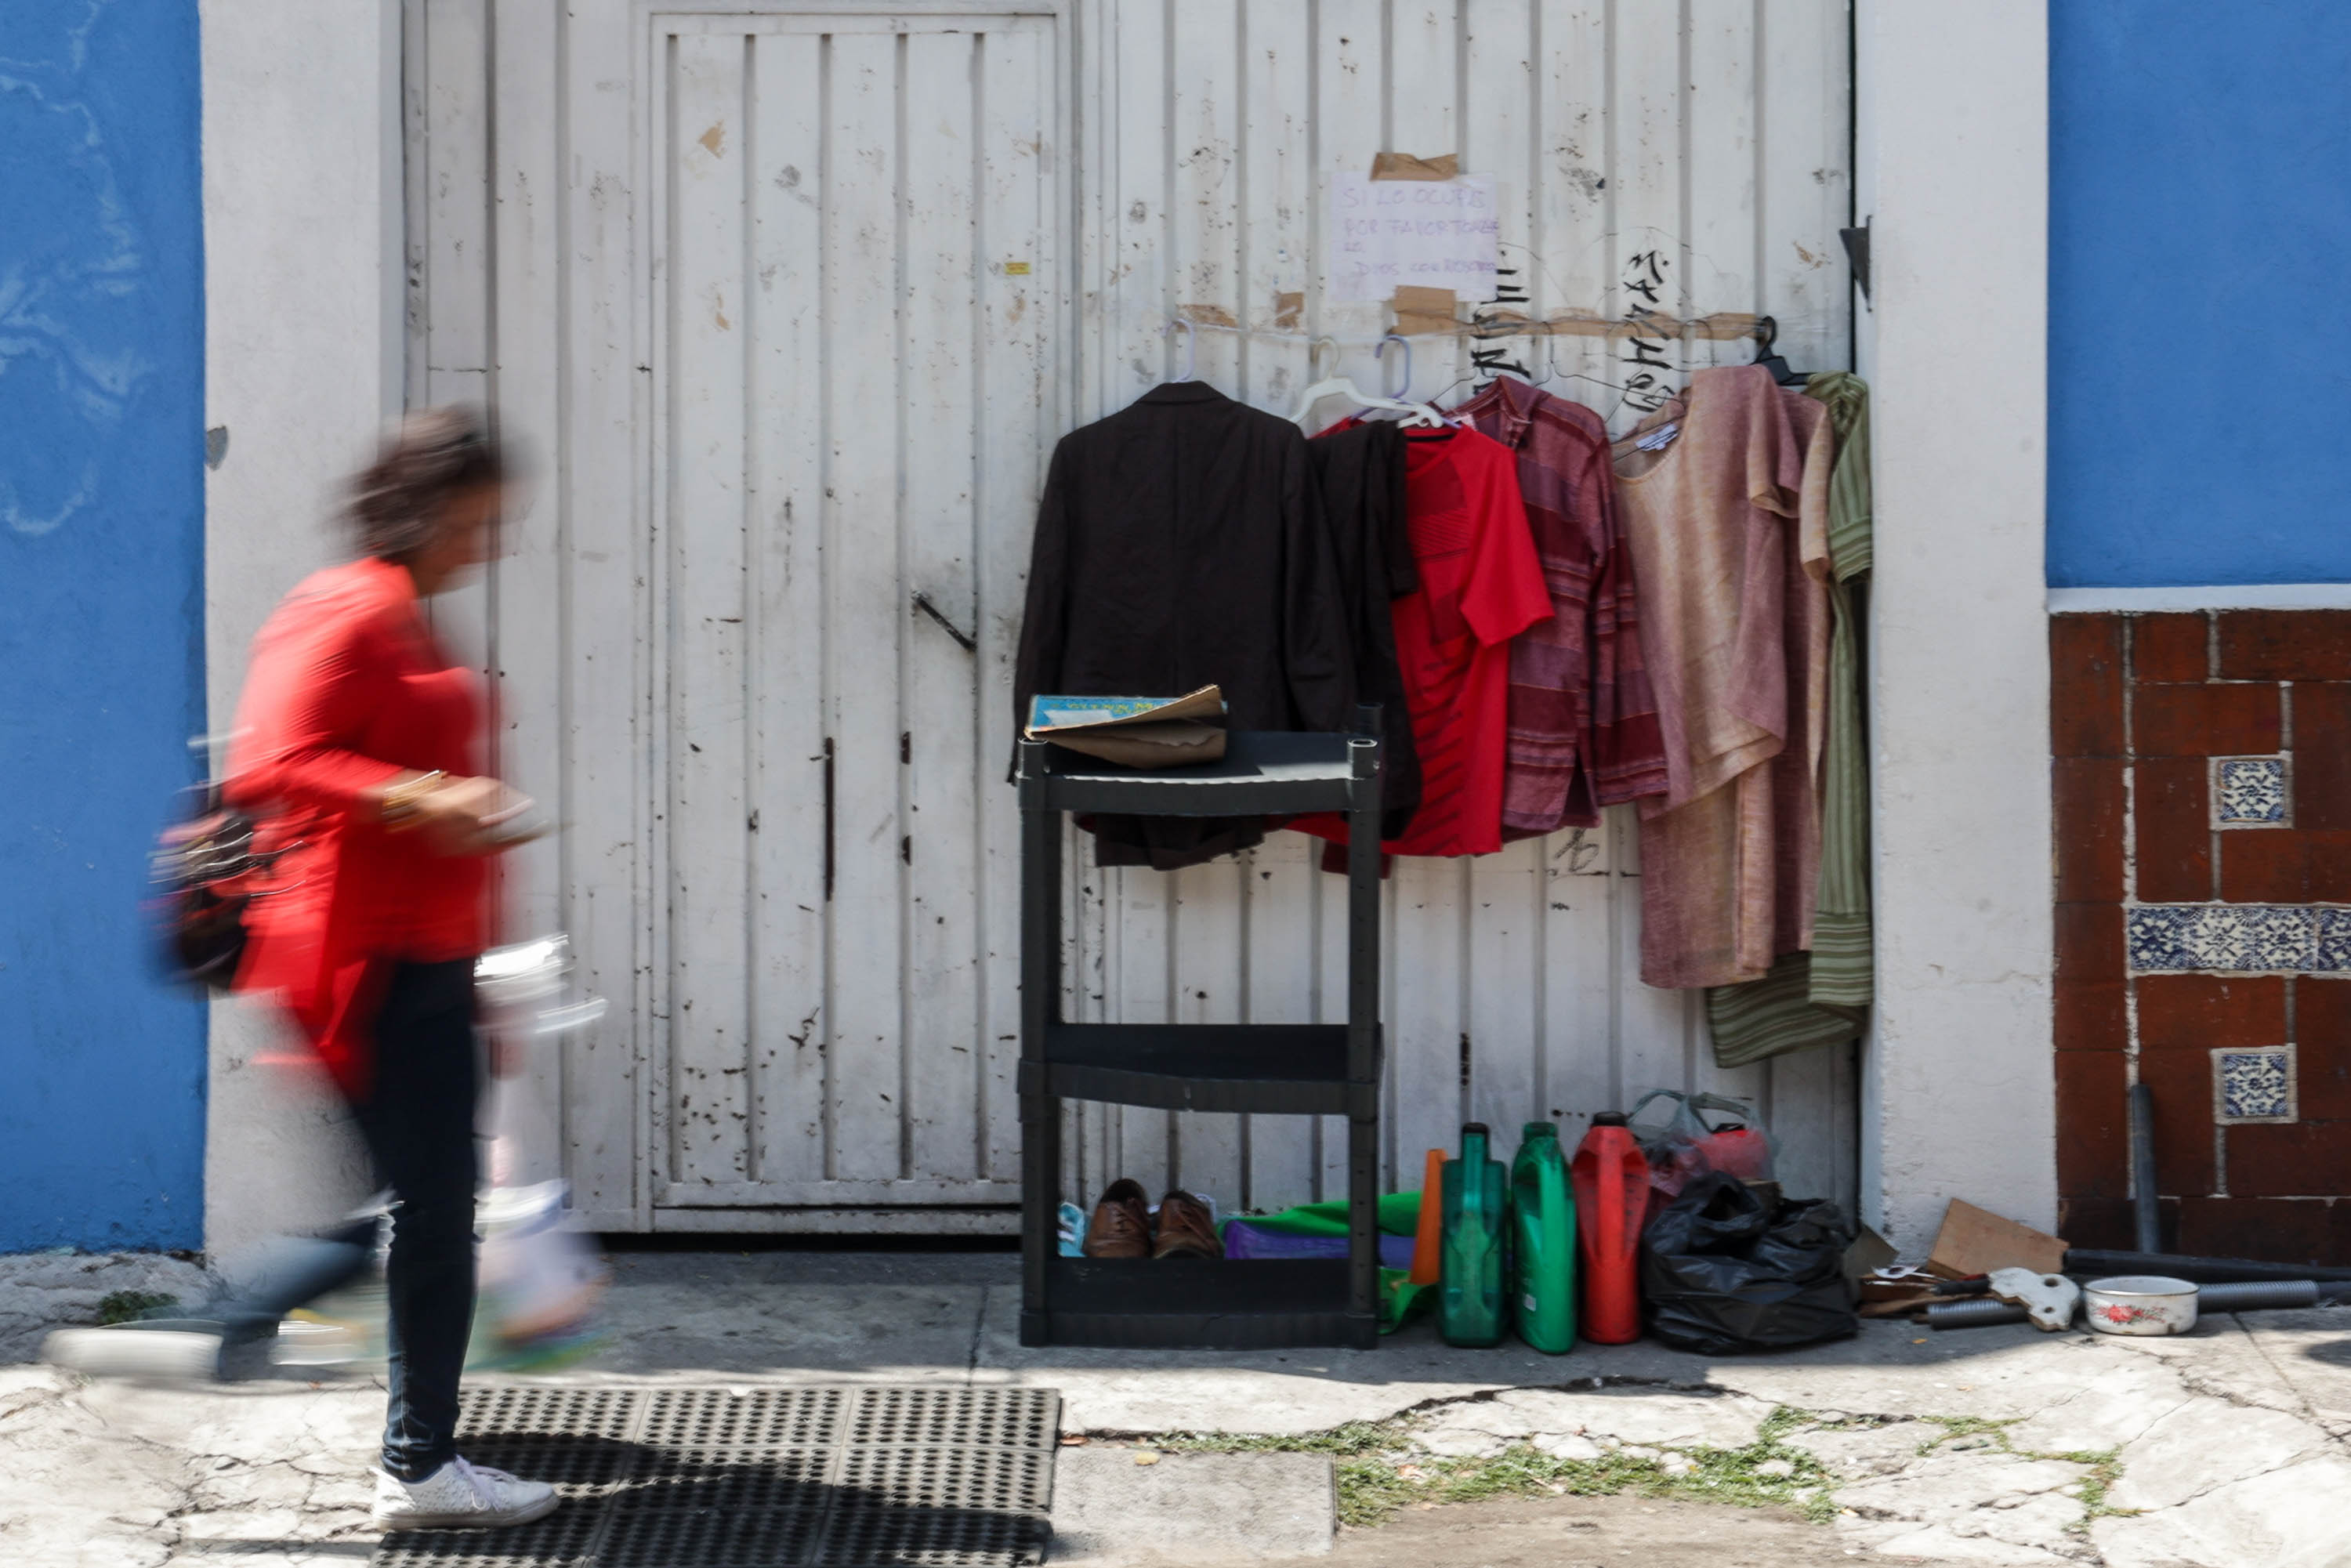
{"left": 1012, "top": 380, "right": 1358, "bottom": 868}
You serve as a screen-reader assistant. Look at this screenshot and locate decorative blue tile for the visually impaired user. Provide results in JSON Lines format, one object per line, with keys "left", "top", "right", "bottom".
{"left": 2213, "top": 1047, "right": 2295, "bottom": 1124}
{"left": 2213, "top": 756, "right": 2290, "bottom": 826}
{"left": 2240, "top": 905, "right": 2318, "bottom": 969}
{"left": 2316, "top": 908, "right": 2351, "bottom": 972}
{"left": 2185, "top": 907, "right": 2255, "bottom": 970}
{"left": 2127, "top": 904, "right": 2318, "bottom": 972}
{"left": 2127, "top": 907, "right": 2200, "bottom": 971}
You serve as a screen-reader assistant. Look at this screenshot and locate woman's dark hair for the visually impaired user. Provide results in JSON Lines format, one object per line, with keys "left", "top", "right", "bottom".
{"left": 347, "top": 406, "right": 508, "bottom": 560}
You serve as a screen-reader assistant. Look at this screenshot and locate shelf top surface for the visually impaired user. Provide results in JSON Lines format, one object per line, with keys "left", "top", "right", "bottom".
{"left": 1020, "top": 730, "right": 1368, "bottom": 790}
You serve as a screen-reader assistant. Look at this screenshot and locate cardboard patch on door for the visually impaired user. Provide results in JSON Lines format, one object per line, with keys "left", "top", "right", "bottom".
{"left": 1390, "top": 285, "right": 1458, "bottom": 336}
{"left": 1178, "top": 303, "right": 1239, "bottom": 328}
{"left": 1371, "top": 150, "right": 1460, "bottom": 181}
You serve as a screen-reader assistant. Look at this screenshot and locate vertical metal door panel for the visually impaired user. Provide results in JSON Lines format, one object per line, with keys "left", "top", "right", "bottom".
{"left": 422, "top": 0, "right": 1856, "bottom": 1229}
{"left": 562, "top": 4, "right": 654, "bottom": 1227}
{"left": 1759, "top": 1, "right": 1853, "bottom": 374}
{"left": 902, "top": 27, "right": 986, "bottom": 1185}
{"left": 1388, "top": 857, "right": 1468, "bottom": 1189}
{"left": 1248, "top": 837, "right": 1324, "bottom": 1209}
{"left": 974, "top": 24, "right": 1056, "bottom": 1188}
{"left": 1542, "top": 828, "right": 1620, "bottom": 1124}
{"left": 666, "top": 33, "right": 756, "bottom": 1188}
{"left": 819, "top": 31, "right": 911, "bottom": 1186}
{"left": 747, "top": 32, "right": 831, "bottom": 1189}
{"left": 488, "top": 0, "right": 569, "bottom": 1184}
{"left": 1092, "top": 0, "right": 1177, "bottom": 1207}
{"left": 1537, "top": 0, "right": 1613, "bottom": 397}
{"left": 417, "top": 0, "right": 494, "bottom": 680}
{"left": 1164, "top": 0, "right": 1246, "bottom": 1203}
{"left": 1467, "top": 839, "right": 1544, "bottom": 1147}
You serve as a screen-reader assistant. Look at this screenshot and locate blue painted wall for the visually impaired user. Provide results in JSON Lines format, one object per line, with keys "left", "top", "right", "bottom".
{"left": 0, "top": 2, "right": 205, "bottom": 1251}
{"left": 2049, "top": 3, "right": 2351, "bottom": 587}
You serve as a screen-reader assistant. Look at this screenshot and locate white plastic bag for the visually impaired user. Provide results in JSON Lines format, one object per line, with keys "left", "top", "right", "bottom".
{"left": 1627, "top": 1089, "right": 1777, "bottom": 1203}
{"left": 473, "top": 937, "right": 609, "bottom": 1367}
{"left": 473, "top": 1179, "right": 607, "bottom": 1364}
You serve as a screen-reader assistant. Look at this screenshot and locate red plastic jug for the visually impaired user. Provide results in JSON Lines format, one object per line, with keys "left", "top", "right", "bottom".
{"left": 1570, "top": 1112, "right": 1650, "bottom": 1344}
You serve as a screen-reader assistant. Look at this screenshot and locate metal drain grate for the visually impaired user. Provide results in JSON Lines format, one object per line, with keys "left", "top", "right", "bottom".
{"left": 372, "top": 1385, "right": 1058, "bottom": 1568}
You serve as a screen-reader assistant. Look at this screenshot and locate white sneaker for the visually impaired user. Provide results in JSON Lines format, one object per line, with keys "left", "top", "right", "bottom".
{"left": 371, "top": 1456, "right": 559, "bottom": 1531}
{"left": 43, "top": 1326, "right": 223, "bottom": 1381}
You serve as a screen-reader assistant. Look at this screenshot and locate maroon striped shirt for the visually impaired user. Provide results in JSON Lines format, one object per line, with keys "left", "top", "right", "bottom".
{"left": 1458, "top": 378, "right": 1668, "bottom": 832}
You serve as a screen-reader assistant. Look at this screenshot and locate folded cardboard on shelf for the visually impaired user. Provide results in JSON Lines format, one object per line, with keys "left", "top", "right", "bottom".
{"left": 1024, "top": 686, "right": 1227, "bottom": 769}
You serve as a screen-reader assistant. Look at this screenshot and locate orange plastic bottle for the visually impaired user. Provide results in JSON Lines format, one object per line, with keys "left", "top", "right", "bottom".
{"left": 1409, "top": 1148, "right": 1445, "bottom": 1285}
{"left": 1570, "top": 1111, "right": 1650, "bottom": 1344}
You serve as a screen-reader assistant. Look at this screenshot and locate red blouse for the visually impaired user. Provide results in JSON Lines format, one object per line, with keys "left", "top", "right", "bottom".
{"left": 1296, "top": 424, "right": 1552, "bottom": 857}
{"left": 225, "top": 557, "right": 488, "bottom": 1096}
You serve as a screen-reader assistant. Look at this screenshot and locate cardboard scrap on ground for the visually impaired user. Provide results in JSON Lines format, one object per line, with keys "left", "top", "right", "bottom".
{"left": 1024, "top": 686, "right": 1227, "bottom": 770}
{"left": 1928, "top": 1199, "right": 2067, "bottom": 1280}
{"left": 1842, "top": 1225, "right": 1899, "bottom": 1283}
{"left": 1852, "top": 1204, "right": 2067, "bottom": 1320}
{"left": 1370, "top": 150, "right": 1458, "bottom": 181}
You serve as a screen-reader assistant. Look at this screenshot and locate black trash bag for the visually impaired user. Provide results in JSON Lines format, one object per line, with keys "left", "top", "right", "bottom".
{"left": 1640, "top": 1171, "right": 1858, "bottom": 1354}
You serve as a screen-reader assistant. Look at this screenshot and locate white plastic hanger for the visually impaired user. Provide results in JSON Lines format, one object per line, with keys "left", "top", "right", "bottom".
{"left": 1288, "top": 335, "right": 1450, "bottom": 429}
{"left": 1163, "top": 317, "right": 1198, "bottom": 381}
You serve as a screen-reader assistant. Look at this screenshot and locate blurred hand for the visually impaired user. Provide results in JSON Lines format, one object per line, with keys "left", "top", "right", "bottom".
{"left": 405, "top": 775, "right": 522, "bottom": 856}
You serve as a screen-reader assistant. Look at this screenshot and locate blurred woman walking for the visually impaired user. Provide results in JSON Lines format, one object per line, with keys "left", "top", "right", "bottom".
{"left": 52, "top": 409, "right": 556, "bottom": 1531}
{"left": 227, "top": 407, "right": 553, "bottom": 1528}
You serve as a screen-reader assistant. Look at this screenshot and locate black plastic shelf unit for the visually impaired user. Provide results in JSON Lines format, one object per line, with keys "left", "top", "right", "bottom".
{"left": 1016, "top": 724, "right": 1384, "bottom": 1351}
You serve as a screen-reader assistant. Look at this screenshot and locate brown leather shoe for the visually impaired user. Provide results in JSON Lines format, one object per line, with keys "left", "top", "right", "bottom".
{"left": 1081, "top": 1179, "right": 1152, "bottom": 1258}
{"left": 1152, "top": 1190, "right": 1223, "bottom": 1259}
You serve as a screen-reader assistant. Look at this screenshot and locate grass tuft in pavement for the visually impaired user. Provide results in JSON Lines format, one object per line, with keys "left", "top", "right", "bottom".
{"left": 1911, "top": 1414, "right": 2137, "bottom": 1530}
{"left": 1154, "top": 1405, "right": 1843, "bottom": 1527}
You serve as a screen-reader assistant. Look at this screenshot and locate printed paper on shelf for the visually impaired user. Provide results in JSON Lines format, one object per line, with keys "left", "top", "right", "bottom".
{"left": 1330, "top": 172, "right": 1499, "bottom": 302}
{"left": 1024, "top": 686, "right": 1227, "bottom": 769}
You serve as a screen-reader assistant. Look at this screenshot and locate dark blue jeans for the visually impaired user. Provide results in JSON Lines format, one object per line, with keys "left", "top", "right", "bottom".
{"left": 218, "top": 958, "right": 480, "bottom": 1481}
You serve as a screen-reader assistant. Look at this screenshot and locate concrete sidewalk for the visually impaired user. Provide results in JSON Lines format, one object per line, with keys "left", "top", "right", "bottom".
{"left": 3, "top": 1248, "right": 2349, "bottom": 1566}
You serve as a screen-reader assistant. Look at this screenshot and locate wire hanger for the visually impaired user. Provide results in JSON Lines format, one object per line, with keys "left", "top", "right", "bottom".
{"left": 1288, "top": 334, "right": 1450, "bottom": 428}
{"left": 1163, "top": 317, "right": 1198, "bottom": 382}
{"left": 1371, "top": 335, "right": 1455, "bottom": 428}
{"left": 1428, "top": 328, "right": 1544, "bottom": 410}
{"left": 1749, "top": 314, "right": 1809, "bottom": 387}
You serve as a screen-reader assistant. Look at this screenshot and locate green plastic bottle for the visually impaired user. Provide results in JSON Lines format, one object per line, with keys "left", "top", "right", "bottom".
{"left": 1510, "top": 1121, "right": 1578, "bottom": 1353}
{"left": 1440, "top": 1122, "right": 1507, "bottom": 1348}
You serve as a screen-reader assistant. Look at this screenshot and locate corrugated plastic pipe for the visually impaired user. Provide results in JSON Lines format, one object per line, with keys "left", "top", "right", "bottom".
{"left": 1927, "top": 1278, "right": 2320, "bottom": 1331}
{"left": 2192, "top": 1279, "right": 2321, "bottom": 1310}
{"left": 2129, "top": 1081, "right": 2161, "bottom": 1253}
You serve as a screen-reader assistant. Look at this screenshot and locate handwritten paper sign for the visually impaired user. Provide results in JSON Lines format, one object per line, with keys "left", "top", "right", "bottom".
{"left": 1330, "top": 173, "right": 1499, "bottom": 303}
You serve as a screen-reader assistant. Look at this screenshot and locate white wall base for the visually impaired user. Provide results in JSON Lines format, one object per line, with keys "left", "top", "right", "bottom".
{"left": 1856, "top": 1, "right": 2056, "bottom": 1251}
{"left": 2050, "top": 584, "right": 2351, "bottom": 614}
{"left": 200, "top": 0, "right": 404, "bottom": 1263}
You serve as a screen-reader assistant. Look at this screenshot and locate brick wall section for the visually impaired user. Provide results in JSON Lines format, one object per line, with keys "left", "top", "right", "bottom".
{"left": 2052, "top": 610, "right": 2351, "bottom": 1265}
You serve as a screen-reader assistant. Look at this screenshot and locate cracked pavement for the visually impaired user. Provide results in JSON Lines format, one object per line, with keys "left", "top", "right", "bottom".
{"left": 2, "top": 1249, "right": 2347, "bottom": 1566}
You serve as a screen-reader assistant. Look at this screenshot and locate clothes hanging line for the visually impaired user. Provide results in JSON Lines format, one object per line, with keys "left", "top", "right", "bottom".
{"left": 1165, "top": 307, "right": 1773, "bottom": 346}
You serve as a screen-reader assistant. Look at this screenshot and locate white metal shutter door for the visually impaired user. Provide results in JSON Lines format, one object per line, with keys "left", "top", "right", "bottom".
{"left": 650, "top": 14, "right": 1056, "bottom": 1219}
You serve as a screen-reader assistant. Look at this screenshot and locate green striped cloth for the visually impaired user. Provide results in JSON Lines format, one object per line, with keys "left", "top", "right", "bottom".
{"left": 1706, "top": 373, "right": 1873, "bottom": 1068}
